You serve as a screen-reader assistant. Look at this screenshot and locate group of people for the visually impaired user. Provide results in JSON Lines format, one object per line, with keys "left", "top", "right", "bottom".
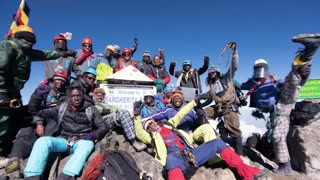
{"left": 0, "top": 24, "right": 319, "bottom": 180}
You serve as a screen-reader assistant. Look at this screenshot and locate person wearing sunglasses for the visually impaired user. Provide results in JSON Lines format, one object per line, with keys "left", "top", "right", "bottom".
{"left": 75, "top": 38, "right": 97, "bottom": 72}
{"left": 71, "top": 67, "right": 97, "bottom": 98}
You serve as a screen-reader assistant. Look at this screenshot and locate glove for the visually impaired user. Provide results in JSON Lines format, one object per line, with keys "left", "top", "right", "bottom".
{"left": 171, "top": 61, "right": 177, "bottom": 66}
{"left": 101, "top": 108, "right": 111, "bottom": 116}
{"left": 0, "top": 92, "right": 10, "bottom": 107}
{"left": 227, "top": 42, "right": 236, "bottom": 51}
{"left": 204, "top": 56, "right": 209, "bottom": 61}
{"left": 133, "top": 100, "right": 143, "bottom": 116}
{"left": 159, "top": 48, "right": 164, "bottom": 55}
{"left": 61, "top": 50, "right": 76, "bottom": 57}
{"left": 35, "top": 85, "right": 50, "bottom": 97}
{"left": 134, "top": 37, "right": 138, "bottom": 45}
{"left": 81, "top": 131, "right": 97, "bottom": 141}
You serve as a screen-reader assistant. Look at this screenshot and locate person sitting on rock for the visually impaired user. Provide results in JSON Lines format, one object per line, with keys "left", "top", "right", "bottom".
{"left": 5, "top": 70, "right": 68, "bottom": 174}
{"left": 24, "top": 86, "right": 109, "bottom": 179}
{"left": 133, "top": 99, "right": 267, "bottom": 180}
{"left": 93, "top": 88, "right": 146, "bottom": 151}
{"left": 71, "top": 67, "right": 97, "bottom": 98}
{"left": 140, "top": 93, "right": 166, "bottom": 118}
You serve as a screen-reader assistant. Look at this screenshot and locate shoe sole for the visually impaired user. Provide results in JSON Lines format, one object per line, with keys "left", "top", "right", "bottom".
{"left": 292, "top": 33, "right": 320, "bottom": 42}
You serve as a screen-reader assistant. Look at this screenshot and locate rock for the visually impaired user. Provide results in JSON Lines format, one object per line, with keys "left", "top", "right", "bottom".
{"left": 288, "top": 119, "right": 320, "bottom": 179}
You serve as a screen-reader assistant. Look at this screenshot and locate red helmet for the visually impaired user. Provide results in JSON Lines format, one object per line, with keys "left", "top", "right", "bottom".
{"left": 53, "top": 35, "right": 66, "bottom": 44}
{"left": 82, "top": 38, "right": 92, "bottom": 45}
{"left": 122, "top": 48, "right": 132, "bottom": 55}
{"left": 53, "top": 70, "right": 68, "bottom": 81}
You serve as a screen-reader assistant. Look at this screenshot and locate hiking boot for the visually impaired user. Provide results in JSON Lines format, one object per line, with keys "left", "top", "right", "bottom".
{"left": 292, "top": 33, "right": 320, "bottom": 47}
{"left": 131, "top": 140, "right": 147, "bottom": 152}
{"left": 273, "top": 162, "right": 293, "bottom": 176}
{"left": 0, "top": 156, "right": 9, "bottom": 169}
{"left": 5, "top": 157, "right": 19, "bottom": 173}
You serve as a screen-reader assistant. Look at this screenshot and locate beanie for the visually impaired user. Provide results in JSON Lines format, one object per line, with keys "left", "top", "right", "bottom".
{"left": 143, "top": 51, "right": 151, "bottom": 57}
{"left": 53, "top": 76, "right": 66, "bottom": 82}
{"left": 171, "top": 90, "right": 184, "bottom": 101}
{"left": 94, "top": 88, "right": 106, "bottom": 95}
{"left": 143, "top": 119, "right": 154, "bottom": 131}
{"left": 14, "top": 31, "right": 36, "bottom": 44}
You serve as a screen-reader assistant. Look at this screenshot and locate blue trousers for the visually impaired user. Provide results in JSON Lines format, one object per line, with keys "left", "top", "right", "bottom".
{"left": 24, "top": 136, "right": 94, "bottom": 177}
{"left": 165, "top": 138, "right": 226, "bottom": 171}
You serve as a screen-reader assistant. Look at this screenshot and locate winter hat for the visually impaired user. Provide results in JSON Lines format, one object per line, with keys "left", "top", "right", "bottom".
{"left": 143, "top": 118, "right": 154, "bottom": 131}
{"left": 171, "top": 90, "right": 184, "bottom": 101}
{"left": 94, "top": 88, "right": 106, "bottom": 95}
{"left": 14, "top": 31, "right": 36, "bottom": 44}
{"left": 53, "top": 76, "right": 66, "bottom": 82}
{"left": 143, "top": 51, "right": 150, "bottom": 57}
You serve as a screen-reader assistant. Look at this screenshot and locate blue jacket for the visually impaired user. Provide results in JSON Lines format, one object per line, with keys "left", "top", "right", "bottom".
{"left": 142, "top": 103, "right": 199, "bottom": 132}
{"left": 241, "top": 75, "right": 284, "bottom": 111}
{"left": 141, "top": 96, "right": 166, "bottom": 118}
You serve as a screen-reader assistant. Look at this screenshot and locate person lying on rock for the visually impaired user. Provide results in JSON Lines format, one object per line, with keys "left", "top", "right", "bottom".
{"left": 133, "top": 98, "right": 267, "bottom": 180}
{"left": 93, "top": 88, "right": 147, "bottom": 152}
{"left": 24, "top": 85, "right": 109, "bottom": 180}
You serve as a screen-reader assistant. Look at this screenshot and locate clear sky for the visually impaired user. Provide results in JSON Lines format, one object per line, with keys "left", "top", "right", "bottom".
{"left": 1, "top": 0, "right": 320, "bottom": 138}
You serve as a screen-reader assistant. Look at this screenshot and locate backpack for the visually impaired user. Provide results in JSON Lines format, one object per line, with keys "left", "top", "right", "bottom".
{"left": 246, "top": 133, "right": 261, "bottom": 149}
{"left": 81, "top": 150, "right": 141, "bottom": 180}
{"left": 233, "top": 79, "right": 247, "bottom": 107}
{"left": 290, "top": 101, "right": 320, "bottom": 125}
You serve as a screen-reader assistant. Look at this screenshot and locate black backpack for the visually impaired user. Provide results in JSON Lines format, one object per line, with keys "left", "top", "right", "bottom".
{"left": 82, "top": 150, "right": 141, "bottom": 180}
{"left": 256, "top": 131, "right": 274, "bottom": 160}
{"left": 99, "top": 150, "right": 140, "bottom": 180}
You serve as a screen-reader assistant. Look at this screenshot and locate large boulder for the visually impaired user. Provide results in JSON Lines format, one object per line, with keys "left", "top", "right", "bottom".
{"left": 288, "top": 117, "right": 320, "bottom": 179}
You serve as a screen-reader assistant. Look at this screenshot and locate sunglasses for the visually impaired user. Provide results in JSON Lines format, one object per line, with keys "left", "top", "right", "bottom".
{"left": 82, "top": 44, "right": 92, "bottom": 48}
{"left": 86, "top": 76, "right": 96, "bottom": 81}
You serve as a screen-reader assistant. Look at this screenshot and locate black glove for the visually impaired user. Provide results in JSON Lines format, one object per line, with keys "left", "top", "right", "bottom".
{"left": 227, "top": 42, "right": 236, "bottom": 51}
{"left": 61, "top": 50, "right": 76, "bottom": 57}
{"left": 194, "top": 107, "right": 208, "bottom": 125}
{"left": 0, "top": 92, "right": 10, "bottom": 107}
{"left": 133, "top": 100, "right": 143, "bottom": 116}
{"left": 204, "top": 56, "right": 209, "bottom": 61}
{"left": 101, "top": 108, "right": 111, "bottom": 116}
{"left": 134, "top": 37, "right": 138, "bottom": 45}
{"left": 298, "top": 64, "right": 311, "bottom": 80}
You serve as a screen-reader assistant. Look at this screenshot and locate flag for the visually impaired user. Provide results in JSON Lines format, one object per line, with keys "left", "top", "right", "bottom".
{"left": 7, "top": 0, "right": 30, "bottom": 35}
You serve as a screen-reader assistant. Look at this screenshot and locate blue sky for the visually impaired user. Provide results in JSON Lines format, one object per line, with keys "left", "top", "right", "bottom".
{"left": 1, "top": 0, "right": 320, "bottom": 104}
{"left": 1, "top": 1, "right": 320, "bottom": 138}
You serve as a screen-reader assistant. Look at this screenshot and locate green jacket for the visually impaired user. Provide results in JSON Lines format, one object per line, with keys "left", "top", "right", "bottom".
{"left": 134, "top": 100, "right": 198, "bottom": 166}
{"left": 0, "top": 38, "right": 63, "bottom": 99}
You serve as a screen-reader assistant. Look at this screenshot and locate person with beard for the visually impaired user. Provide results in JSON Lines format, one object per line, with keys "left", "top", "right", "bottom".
{"left": 24, "top": 86, "right": 109, "bottom": 180}
{"left": 70, "top": 67, "right": 97, "bottom": 98}
{"left": 0, "top": 25, "right": 75, "bottom": 158}
{"left": 140, "top": 92, "right": 166, "bottom": 118}
{"left": 133, "top": 99, "right": 267, "bottom": 180}
{"left": 198, "top": 42, "right": 244, "bottom": 155}
{"left": 75, "top": 38, "right": 97, "bottom": 72}
{"left": 5, "top": 71, "right": 68, "bottom": 174}
{"left": 89, "top": 45, "right": 116, "bottom": 84}
{"left": 145, "top": 55, "right": 170, "bottom": 100}
{"left": 43, "top": 34, "right": 79, "bottom": 81}
{"left": 112, "top": 47, "right": 142, "bottom": 73}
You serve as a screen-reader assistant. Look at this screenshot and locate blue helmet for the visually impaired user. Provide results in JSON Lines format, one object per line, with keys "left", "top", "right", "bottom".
{"left": 113, "top": 45, "right": 121, "bottom": 52}
{"left": 84, "top": 67, "right": 97, "bottom": 76}
{"left": 183, "top": 60, "right": 192, "bottom": 68}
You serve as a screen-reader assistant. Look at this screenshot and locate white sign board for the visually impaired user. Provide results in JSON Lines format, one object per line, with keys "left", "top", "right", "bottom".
{"left": 100, "top": 84, "right": 156, "bottom": 113}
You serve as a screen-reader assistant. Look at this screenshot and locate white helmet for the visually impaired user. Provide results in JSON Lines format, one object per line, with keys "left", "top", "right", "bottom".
{"left": 253, "top": 59, "right": 269, "bottom": 80}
